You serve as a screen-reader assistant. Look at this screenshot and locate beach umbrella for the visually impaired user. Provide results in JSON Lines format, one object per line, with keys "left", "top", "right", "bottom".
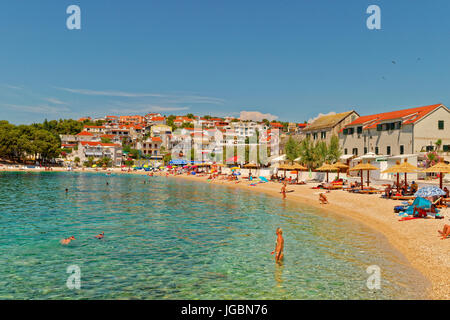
{"left": 331, "top": 161, "right": 349, "bottom": 179}
{"left": 278, "top": 164, "right": 292, "bottom": 178}
{"left": 397, "top": 159, "right": 420, "bottom": 186}
{"left": 414, "top": 186, "right": 446, "bottom": 198}
{"left": 316, "top": 163, "right": 337, "bottom": 183}
{"left": 382, "top": 160, "right": 402, "bottom": 190}
{"left": 243, "top": 163, "right": 258, "bottom": 176}
{"left": 382, "top": 159, "right": 419, "bottom": 190}
{"left": 289, "top": 163, "right": 307, "bottom": 181}
{"left": 420, "top": 159, "right": 450, "bottom": 189}
{"left": 349, "top": 161, "right": 378, "bottom": 189}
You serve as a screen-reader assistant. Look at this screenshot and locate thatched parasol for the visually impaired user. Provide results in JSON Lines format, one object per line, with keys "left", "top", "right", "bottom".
{"left": 278, "top": 163, "right": 292, "bottom": 178}
{"left": 331, "top": 161, "right": 349, "bottom": 179}
{"left": 287, "top": 163, "right": 307, "bottom": 181}
{"left": 316, "top": 163, "right": 338, "bottom": 183}
{"left": 421, "top": 159, "right": 450, "bottom": 189}
{"left": 349, "top": 161, "right": 378, "bottom": 189}
{"left": 243, "top": 163, "right": 259, "bottom": 175}
{"left": 382, "top": 159, "right": 419, "bottom": 189}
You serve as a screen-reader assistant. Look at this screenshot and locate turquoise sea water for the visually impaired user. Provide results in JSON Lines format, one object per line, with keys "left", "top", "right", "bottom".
{"left": 0, "top": 172, "right": 428, "bottom": 299}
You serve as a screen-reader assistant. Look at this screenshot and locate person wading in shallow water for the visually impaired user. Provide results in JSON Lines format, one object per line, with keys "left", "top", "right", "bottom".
{"left": 281, "top": 183, "right": 287, "bottom": 199}
{"left": 271, "top": 228, "right": 284, "bottom": 263}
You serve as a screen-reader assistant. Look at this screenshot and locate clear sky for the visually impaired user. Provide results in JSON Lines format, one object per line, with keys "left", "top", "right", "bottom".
{"left": 1, "top": 0, "right": 449, "bottom": 124}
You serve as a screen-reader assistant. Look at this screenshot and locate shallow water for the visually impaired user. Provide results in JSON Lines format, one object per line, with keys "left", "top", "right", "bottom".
{"left": 0, "top": 172, "right": 428, "bottom": 299}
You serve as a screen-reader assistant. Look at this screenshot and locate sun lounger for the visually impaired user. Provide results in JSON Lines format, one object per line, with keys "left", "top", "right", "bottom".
{"left": 391, "top": 195, "right": 415, "bottom": 200}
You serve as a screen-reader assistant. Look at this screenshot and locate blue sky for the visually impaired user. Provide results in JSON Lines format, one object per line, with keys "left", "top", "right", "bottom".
{"left": 1, "top": 0, "right": 449, "bottom": 124}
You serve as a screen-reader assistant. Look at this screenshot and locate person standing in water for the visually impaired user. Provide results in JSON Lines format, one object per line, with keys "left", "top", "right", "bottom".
{"left": 281, "top": 183, "right": 287, "bottom": 199}
{"left": 271, "top": 228, "right": 284, "bottom": 262}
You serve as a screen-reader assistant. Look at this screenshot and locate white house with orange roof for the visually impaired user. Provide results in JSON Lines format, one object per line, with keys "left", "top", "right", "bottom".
{"left": 141, "top": 137, "right": 163, "bottom": 159}
{"left": 83, "top": 125, "right": 107, "bottom": 134}
{"left": 76, "top": 141, "right": 123, "bottom": 166}
{"left": 340, "top": 103, "right": 450, "bottom": 157}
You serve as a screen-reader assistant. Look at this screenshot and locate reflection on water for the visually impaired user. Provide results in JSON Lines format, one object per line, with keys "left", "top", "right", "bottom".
{"left": 0, "top": 172, "right": 429, "bottom": 299}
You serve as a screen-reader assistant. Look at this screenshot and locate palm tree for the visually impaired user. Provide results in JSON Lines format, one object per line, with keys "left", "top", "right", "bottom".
{"left": 435, "top": 139, "right": 442, "bottom": 152}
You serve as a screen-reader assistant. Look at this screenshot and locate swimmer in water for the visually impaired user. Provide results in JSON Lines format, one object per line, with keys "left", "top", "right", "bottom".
{"left": 65, "top": 188, "right": 68, "bottom": 193}
{"left": 94, "top": 232, "right": 104, "bottom": 239}
{"left": 61, "top": 236, "right": 75, "bottom": 245}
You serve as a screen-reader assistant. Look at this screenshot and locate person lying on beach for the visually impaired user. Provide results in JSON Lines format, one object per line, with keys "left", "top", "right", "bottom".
{"left": 94, "top": 232, "right": 104, "bottom": 240}
{"left": 319, "top": 193, "right": 328, "bottom": 204}
{"left": 271, "top": 227, "right": 284, "bottom": 263}
{"left": 438, "top": 225, "right": 450, "bottom": 239}
{"left": 60, "top": 236, "right": 75, "bottom": 245}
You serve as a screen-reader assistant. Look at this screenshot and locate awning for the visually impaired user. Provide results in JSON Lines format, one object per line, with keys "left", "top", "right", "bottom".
{"left": 269, "top": 154, "right": 286, "bottom": 162}
{"left": 340, "top": 154, "right": 355, "bottom": 160}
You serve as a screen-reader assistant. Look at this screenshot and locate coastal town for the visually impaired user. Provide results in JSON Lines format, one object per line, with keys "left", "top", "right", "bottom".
{"left": 2, "top": 103, "right": 449, "bottom": 183}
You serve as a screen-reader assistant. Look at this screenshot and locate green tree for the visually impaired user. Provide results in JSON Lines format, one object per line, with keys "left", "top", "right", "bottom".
{"left": 285, "top": 136, "right": 301, "bottom": 163}
{"left": 327, "top": 135, "right": 342, "bottom": 163}
{"left": 435, "top": 139, "right": 442, "bottom": 152}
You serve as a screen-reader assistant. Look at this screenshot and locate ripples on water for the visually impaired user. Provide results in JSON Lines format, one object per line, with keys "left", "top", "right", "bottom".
{"left": 0, "top": 172, "right": 428, "bottom": 299}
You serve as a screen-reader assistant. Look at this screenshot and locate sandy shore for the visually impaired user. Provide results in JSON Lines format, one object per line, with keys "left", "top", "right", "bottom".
{"left": 2, "top": 166, "right": 449, "bottom": 299}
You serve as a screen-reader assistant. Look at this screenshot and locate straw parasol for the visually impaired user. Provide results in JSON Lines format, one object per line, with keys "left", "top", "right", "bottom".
{"left": 243, "top": 163, "right": 259, "bottom": 176}
{"left": 421, "top": 159, "right": 450, "bottom": 189}
{"left": 349, "top": 161, "right": 378, "bottom": 189}
{"left": 382, "top": 159, "right": 419, "bottom": 190}
{"left": 331, "top": 161, "right": 349, "bottom": 179}
{"left": 287, "top": 163, "right": 307, "bottom": 181}
{"left": 316, "top": 163, "right": 337, "bottom": 183}
{"left": 278, "top": 163, "right": 292, "bottom": 178}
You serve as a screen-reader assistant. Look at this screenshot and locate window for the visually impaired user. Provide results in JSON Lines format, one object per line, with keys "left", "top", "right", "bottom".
{"left": 321, "top": 131, "right": 326, "bottom": 139}
{"left": 395, "top": 122, "right": 402, "bottom": 129}
{"left": 306, "top": 133, "right": 310, "bottom": 139}
{"left": 400, "top": 145, "right": 404, "bottom": 155}
{"left": 364, "top": 147, "right": 368, "bottom": 154}
{"left": 390, "top": 122, "right": 395, "bottom": 130}
{"left": 357, "top": 126, "right": 363, "bottom": 134}
{"left": 375, "top": 147, "right": 379, "bottom": 155}
{"left": 344, "top": 148, "right": 348, "bottom": 155}
{"left": 343, "top": 128, "right": 348, "bottom": 135}
{"left": 376, "top": 124, "right": 382, "bottom": 131}
{"left": 443, "top": 145, "right": 450, "bottom": 152}
{"left": 426, "top": 145, "right": 434, "bottom": 152}
{"left": 313, "top": 133, "right": 318, "bottom": 140}
{"left": 386, "top": 146, "right": 391, "bottom": 155}
{"left": 438, "top": 120, "right": 444, "bottom": 130}
{"left": 352, "top": 148, "right": 358, "bottom": 155}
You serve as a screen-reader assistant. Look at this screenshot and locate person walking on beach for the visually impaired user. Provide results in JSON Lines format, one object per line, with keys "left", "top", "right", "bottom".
{"left": 281, "top": 182, "right": 287, "bottom": 199}
{"left": 271, "top": 228, "right": 284, "bottom": 263}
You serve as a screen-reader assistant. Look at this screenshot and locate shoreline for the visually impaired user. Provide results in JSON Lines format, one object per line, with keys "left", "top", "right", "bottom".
{"left": 2, "top": 167, "right": 449, "bottom": 299}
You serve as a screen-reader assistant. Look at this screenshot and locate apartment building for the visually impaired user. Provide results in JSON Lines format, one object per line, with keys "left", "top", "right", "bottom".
{"left": 303, "top": 111, "right": 359, "bottom": 144}
{"left": 339, "top": 104, "right": 450, "bottom": 157}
